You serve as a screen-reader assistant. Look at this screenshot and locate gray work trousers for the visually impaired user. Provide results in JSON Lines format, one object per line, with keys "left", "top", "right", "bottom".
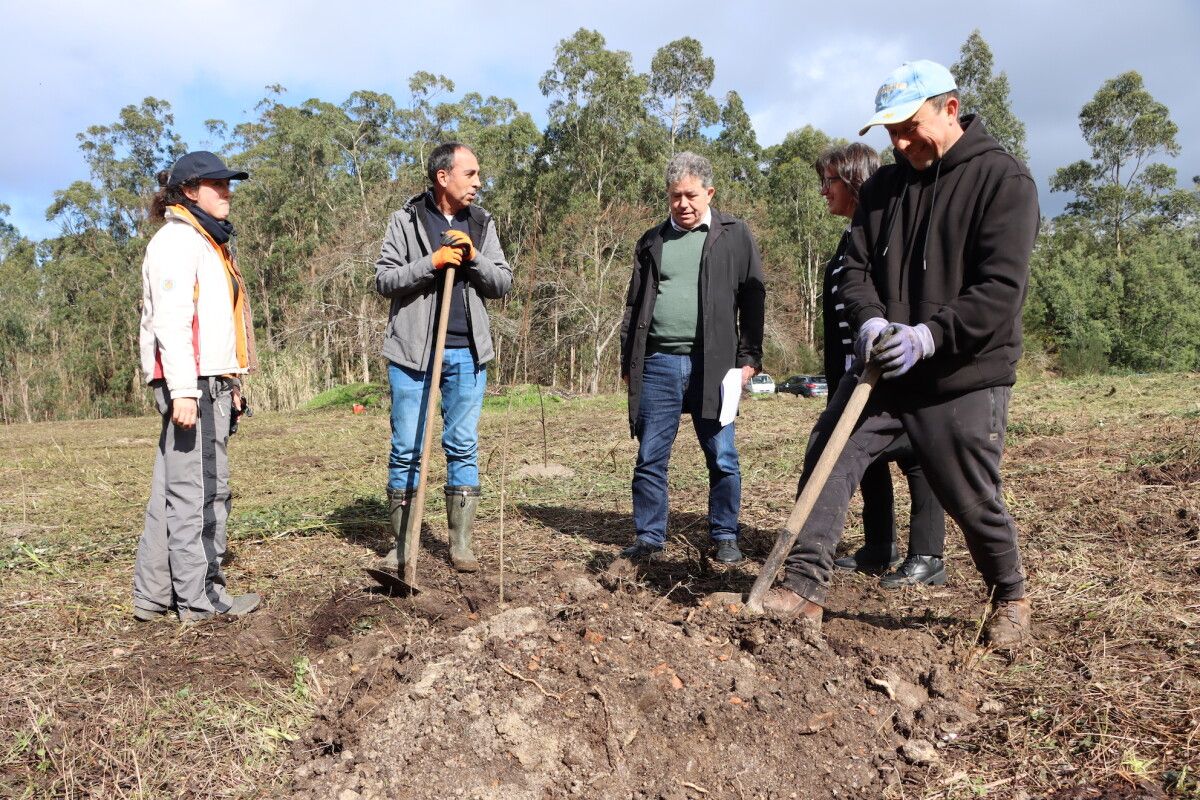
{"left": 783, "top": 373, "right": 1026, "bottom": 604}
{"left": 132, "top": 378, "right": 235, "bottom": 618}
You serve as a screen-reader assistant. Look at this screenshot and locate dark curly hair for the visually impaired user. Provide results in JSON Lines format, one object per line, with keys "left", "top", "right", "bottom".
{"left": 149, "top": 170, "right": 198, "bottom": 220}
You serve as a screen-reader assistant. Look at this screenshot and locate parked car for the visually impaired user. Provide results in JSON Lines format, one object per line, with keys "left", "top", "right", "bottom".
{"left": 747, "top": 373, "right": 776, "bottom": 395}
{"left": 776, "top": 375, "right": 828, "bottom": 398}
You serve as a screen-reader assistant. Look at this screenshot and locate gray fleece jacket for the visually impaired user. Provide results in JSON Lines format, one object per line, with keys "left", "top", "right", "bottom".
{"left": 375, "top": 193, "right": 512, "bottom": 369}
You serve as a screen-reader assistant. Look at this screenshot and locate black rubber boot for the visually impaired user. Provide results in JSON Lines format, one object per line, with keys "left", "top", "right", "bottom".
{"left": 445, "top": 485, "right": 481, "bottom": 572}
{"left": 382, "top": 488, "right": 415, "bottom": 571}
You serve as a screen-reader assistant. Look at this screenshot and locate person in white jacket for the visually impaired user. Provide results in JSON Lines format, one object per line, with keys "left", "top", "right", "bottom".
{"left": 132, "top": 151, "right": 261, "bottom": 623}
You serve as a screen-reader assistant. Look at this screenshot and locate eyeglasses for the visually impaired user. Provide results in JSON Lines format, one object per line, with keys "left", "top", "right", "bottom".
{"left": 819, "top": 175, "right": 844, "bottom": 190}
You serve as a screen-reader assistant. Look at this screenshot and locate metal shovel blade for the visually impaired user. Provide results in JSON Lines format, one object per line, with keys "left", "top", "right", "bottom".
{"left": 363, "top": 566, "right": 420, "bottom": 596}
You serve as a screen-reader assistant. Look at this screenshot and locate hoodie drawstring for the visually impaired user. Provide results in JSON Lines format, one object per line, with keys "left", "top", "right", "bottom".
{"left": 922, "top": 159, "right": 943, "bottom": 271}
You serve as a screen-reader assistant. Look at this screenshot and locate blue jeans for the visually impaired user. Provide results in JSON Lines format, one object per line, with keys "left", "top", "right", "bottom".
{"left": 388, "top": 348, "right": 486, "bottom": 492}
{"left": 632, "top": 351, "right": 741, "bottom": 548}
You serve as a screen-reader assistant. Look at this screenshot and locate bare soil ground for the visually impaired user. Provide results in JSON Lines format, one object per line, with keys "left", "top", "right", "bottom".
{"left": 1, "top": 374, "right": 1197, "bottom": 798}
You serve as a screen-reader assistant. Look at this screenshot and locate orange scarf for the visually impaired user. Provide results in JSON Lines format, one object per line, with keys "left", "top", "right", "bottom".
{"left": 170, "top": 205, "right": 259, "bottom": 375}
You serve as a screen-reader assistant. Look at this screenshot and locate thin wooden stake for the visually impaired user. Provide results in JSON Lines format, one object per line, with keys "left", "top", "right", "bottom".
{"left": 537, "top": 383, "right": 548, "bottom": 467}
{"left": 498, "top": 392, "right": 514, "bottom": 604}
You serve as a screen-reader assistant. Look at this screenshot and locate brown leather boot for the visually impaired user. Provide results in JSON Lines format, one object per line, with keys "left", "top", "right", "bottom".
{"left": 761, "top": 588, "right": 824, "bottom": 625}
{"left": 983, "top": 597, "right": 1031, "bottom": 649}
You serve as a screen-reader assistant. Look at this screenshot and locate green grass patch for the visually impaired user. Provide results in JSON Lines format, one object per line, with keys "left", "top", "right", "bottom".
{"left": 482, "top": 384, "right": 566, "bottom": 412}
{"left": 304, "top": 383, "right": 388, "bottom": 410}
{"left": 1008, "top": 419, "right": 1067, "bottom": 437}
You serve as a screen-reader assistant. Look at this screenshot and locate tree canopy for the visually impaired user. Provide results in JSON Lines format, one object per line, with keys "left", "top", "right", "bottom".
{"left": 1, "top": 30, "right": 1196, "bottom": 422}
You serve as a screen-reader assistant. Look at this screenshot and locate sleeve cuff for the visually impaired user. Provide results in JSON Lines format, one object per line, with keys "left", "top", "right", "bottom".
{"left": 861, "top": 317, "right": 888, "bottom": 337}
{"left": 169, "top": 387, "right": 203, "bottom": 400}
{"left": 915, "top": 323, "right": 936, "bottom": 359}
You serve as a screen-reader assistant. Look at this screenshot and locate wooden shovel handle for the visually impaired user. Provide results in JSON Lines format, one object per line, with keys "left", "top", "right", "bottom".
{"left": 745, "top": 362, "right": 882, "bottom": 613}
{"left": 403, "top": 266, "right": 457, "bottom": 587}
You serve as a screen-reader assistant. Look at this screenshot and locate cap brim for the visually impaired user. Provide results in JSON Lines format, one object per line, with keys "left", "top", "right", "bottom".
{"left": 858, "top": 97, "right": 925, "bottom": 136}
{"left": 211, "top": 168, "right": 250, "bottom": 181}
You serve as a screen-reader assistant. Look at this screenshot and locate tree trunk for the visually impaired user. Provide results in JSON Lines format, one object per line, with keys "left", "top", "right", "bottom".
{"left": 259, "top": 272, "right": 274, "bottom": 347}
{"left": 552, "top": 306, "right": 560, "bottom": 388}
{"left": 358, "top": 295, "right": 371, "bottom": 383}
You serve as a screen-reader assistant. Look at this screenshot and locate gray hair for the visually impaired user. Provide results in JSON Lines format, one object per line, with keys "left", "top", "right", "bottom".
{"left": 665, "top": 151, "right": 714, "bottom": 189}
{"left": 928, "top": 89, "right": 960, "bottom": 115}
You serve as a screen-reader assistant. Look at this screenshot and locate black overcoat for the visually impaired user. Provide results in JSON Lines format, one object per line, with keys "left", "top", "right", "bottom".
{"left": 620, "top": 209, "right": 766, "bottom": 435}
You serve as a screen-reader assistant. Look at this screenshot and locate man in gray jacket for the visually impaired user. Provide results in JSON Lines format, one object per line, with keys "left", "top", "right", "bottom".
{"left": 375, "top": 142, "right": 512, "bottom": 572}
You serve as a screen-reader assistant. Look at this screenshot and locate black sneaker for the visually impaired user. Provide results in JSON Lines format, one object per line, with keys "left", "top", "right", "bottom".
{"left": 619, "top": 541, "right": 664, "bottom": 561}
{"left": 880, "top": 555, "right": 946, "bottom": 589}
{"left": 713, "top": 540, "right": 743, "bottom": 564}
{"left": 833, "top": 544, "right": 900, "bottom": 573}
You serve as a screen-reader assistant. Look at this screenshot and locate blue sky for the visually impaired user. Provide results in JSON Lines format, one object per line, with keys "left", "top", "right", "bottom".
{"left": 2, "top": 0, "right": 1197, "bottom": 241}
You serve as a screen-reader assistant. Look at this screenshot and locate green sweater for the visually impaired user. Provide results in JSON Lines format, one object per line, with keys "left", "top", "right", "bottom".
{"left": 647, "top": 226, "right": 706, "bottom": 354}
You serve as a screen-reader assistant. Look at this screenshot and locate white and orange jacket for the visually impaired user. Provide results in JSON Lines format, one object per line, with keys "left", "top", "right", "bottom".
{"left": 138, "top": 206, "right": 257, "bottom": 400}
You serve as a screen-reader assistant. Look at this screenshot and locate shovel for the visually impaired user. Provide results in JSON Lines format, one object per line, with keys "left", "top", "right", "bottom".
{"left": 744, "top": 362, "right": 882, "bottom": 614}
{"left": 367, "top": 236, "right": 462, "bottom": 595}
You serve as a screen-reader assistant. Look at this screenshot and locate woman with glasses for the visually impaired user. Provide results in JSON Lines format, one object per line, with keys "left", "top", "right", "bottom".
{"left": 814, "top": 143, "right": 948, "bottom": 589}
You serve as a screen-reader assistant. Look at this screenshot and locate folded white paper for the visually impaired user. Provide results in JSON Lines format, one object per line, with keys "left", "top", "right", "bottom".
{"left": 719, "top": 368, "right": 743, "bottom": 426}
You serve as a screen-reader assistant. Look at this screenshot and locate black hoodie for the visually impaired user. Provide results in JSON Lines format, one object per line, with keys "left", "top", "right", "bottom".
{"left": 840, "top": 115, "right": 1040, "bottom": 397}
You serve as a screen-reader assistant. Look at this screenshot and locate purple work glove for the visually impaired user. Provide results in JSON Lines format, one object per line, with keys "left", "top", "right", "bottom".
{"left": 872, "top": 323, "right": 935, "bottom": 379}
{"left": 854, "top": 318, "right": 890, "bottom": 365}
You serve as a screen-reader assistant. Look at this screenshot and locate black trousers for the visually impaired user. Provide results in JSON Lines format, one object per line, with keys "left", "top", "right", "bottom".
{"left": 784, "top": 375, "right": 1026, "bottom": 604}
{"left": 859, "top": 434, "right": 946, "bottom": 557}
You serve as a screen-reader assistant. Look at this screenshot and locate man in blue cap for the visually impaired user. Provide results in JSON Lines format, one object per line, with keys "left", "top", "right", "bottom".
{"left": 762, "top": 60, "right": 1039, "bottom": 649}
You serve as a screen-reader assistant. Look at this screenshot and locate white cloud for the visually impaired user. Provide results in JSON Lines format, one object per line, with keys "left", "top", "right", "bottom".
{"left": 2, "top": 0, "right": 1198, "bottom": 238}
{"left": 748, "top": 38, "right": 908, "bottom": 145}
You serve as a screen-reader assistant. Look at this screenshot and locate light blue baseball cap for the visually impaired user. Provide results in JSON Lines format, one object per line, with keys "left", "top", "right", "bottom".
{"left": 859, "top": 60, "right": 957, "bottom": 136}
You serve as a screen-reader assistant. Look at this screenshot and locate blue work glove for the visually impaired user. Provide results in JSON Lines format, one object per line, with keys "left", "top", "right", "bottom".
{"left": 854, "top": 318, "right": 890, "bottom": 365}
{"left": 872, "top": 323, "right": 935, "bottom": 379}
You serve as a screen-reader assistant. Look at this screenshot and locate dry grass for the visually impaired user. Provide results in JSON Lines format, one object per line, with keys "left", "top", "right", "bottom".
{"left": 1, "top": 373, "right": 1198, "bottom": 797}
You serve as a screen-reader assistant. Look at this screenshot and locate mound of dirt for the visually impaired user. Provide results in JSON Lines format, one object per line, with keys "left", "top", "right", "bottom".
{"left": 511, "top": 462, "right": 577, "bottom": 481}
{"left": 283, "top": 564, "right": 995, "bottom": 799}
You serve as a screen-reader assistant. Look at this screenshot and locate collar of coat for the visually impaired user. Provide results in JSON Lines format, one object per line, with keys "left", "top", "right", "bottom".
{"left": 637, "top": 207, "right": 735, "bottom": 258}
{"left": 402, "top": 191, "right": 490, "bottom": 227}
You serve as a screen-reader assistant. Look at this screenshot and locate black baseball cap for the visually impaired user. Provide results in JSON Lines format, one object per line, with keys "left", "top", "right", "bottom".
{"left": 167, "top": 151, "right": 249, "bottom": 187}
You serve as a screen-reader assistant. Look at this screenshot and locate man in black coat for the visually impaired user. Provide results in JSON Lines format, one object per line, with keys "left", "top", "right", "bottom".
{"left": 619, "top": 151, "right": 766, "bottom": 565}
{"left": 762, "top": 61, "right": 1039, "bottom": 649}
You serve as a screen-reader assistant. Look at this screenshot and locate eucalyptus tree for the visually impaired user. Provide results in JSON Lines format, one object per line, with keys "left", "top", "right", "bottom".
{"left": 40, "top": 98, "right": 186, "bottom": 415}
{"left": 1051, "top": 70, "right": 1183, "bottom": 258}
{"left": 647, "top": 37, "right": 719, "bottom": 154}
{"left": 536, "top": 29, "right": 660, "bottom": 392}
{"left": 398, "top": 72, "right": 460, "bottom": 185}
{"left": 710, "top": 90, "right": 764, "bottom": 221}
{"left": 0, "top": 207, "right": 45, "bottom": 422}
{"left": 950, "top": 30, "right": 1028, "bottom": 162}
{"left": 1024, "top": 218, "right": 1122, "bottom": 374}
{"left": 1113, "top": 230, "right": 1200, "bottom": 370}
{"left": 229, "top": 90, "right": 363, "bottom": 348}
{"left": 452, "top": 93, "right": 542, "bottom": 382}
{"left": 763, "top": 126, "right": 844, "bottom": 358}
